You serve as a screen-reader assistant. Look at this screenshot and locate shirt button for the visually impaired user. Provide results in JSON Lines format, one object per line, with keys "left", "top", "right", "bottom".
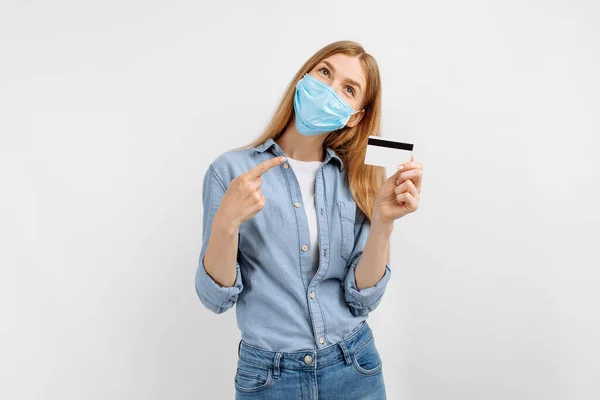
{"left": 302, "top": 245, "right": 308, "bottom": 251}
{"left": 294, "top": 202, "right": 301, "bottom": 208}
{"left": 304, "top": 355, "right": 313, "bottom": 364}
{"left": 319, "top": 337, "right": 324, "bottom": 344}
{"left": 309, "top": 292, "right": 315, "bottom": 299}
{"left": 284, "top": 163, "right": 289, "bottom": 169}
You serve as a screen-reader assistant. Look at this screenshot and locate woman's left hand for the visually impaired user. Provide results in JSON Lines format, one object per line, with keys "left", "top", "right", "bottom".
{"left": 373, "top": 155, "right": 423, "bottom": 225}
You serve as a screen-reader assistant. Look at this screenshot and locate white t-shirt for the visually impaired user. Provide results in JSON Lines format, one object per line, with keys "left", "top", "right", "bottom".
{"left": 285, "top": 156, "right": 323, "bottom": 277}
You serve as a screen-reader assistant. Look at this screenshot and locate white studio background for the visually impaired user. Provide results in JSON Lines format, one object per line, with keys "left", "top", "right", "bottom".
{"left": 1, "top": 1, "right": 599, "bottom": 399}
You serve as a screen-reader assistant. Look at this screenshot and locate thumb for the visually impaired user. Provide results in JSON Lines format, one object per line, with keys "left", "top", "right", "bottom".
{"left": 388, "top": 166, "right": 404, "bottom": 182}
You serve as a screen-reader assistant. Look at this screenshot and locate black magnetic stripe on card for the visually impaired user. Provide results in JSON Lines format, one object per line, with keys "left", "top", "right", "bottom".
{"left": 367, "top": 137, "right": 414, "bottom": 151}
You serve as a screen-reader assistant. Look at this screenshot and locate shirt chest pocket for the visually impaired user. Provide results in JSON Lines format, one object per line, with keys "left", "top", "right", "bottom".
{"left": 336, "top": 200, "right": 357, "bottom": 262}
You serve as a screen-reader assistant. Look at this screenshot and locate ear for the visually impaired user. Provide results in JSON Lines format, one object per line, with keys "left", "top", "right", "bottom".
{"left": 346, "top": 109, "right": 365, "bottom": 128}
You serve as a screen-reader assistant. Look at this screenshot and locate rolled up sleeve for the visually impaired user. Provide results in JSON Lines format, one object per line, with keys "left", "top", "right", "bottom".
{"left": 194, "top": 164, "right": 244, "bottom": 314}
{"left": 343, "top": 210, "right": 392, "bottom": 317}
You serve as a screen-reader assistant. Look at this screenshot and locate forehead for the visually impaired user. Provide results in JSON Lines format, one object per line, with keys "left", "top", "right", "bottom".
{"left": 318, "top": 53, "right": 366, "bottom": 85}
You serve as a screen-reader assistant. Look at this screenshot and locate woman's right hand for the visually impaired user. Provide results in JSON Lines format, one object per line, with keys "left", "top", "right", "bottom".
{"left": 216, "top": 156, "right": 288, "bottom": 228}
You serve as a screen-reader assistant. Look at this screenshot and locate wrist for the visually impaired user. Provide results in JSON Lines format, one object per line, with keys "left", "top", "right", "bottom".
{"left": 371, "top": 210, "right": 394, "bottom": 235}
{"left": 213, "top": 211, "right": 241, "bottom": 235}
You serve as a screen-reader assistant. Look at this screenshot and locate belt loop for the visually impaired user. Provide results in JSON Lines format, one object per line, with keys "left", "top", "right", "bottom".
{"left": 338, "top": 340, "right": 352, "bottom": 365}
{"left": 272, "top": 352, "right": 283, "bottom": 379}
{"left": 237, "top": 339, "right": 242, "bottom": 358}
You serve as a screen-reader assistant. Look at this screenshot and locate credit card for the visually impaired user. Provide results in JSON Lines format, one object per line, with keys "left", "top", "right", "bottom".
{"left": 363, "top": 135, "right": 414, "bottom": 168}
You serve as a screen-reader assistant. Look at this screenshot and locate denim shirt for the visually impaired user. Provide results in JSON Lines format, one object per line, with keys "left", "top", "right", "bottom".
{"left": 195, "top": 137, "right": 392, "bottom": 352}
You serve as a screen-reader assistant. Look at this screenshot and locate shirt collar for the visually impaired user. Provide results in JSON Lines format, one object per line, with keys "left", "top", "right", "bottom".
{"left": 254, "top": 137, "right": 344, "bottom": 172}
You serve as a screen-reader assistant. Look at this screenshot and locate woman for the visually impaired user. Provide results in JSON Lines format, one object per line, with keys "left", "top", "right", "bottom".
{"left": 195, "top": 40, "right": 423, "bottom": 399}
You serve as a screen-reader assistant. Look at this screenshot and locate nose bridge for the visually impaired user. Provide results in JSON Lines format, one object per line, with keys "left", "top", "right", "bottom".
{"left": 330, "top": 78, "right": 345, "bottom": 97}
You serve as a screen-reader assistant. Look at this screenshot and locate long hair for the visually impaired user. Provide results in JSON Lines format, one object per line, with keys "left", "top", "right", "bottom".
{"left": 232, "top": 40, "right": 390, "bottom": 264}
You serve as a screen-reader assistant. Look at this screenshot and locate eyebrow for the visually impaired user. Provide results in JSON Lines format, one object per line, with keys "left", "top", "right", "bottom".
{"left": 320, "top": 60, "right": 363, "bottom": 94}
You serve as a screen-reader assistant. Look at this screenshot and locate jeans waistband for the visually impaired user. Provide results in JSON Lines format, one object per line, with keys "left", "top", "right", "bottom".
{"left": 237, "top": 321, "right": 373, "bottom": 371}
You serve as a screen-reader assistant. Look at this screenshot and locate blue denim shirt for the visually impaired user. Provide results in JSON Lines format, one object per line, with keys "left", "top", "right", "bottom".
{"left": 195, "top": 137, "right": 392, "bottom": 352}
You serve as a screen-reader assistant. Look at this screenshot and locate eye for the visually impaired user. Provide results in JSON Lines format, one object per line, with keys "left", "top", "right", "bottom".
{"left": 319, "top": 67, "right": 330, "bottom": 77}
{"left": 346, "top": 86, "right": 355, "bottom": 96}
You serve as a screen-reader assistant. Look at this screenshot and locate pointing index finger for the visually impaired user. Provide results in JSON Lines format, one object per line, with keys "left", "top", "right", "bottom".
{"left": 248, "top": 156, "right": 287, "bottom": 178}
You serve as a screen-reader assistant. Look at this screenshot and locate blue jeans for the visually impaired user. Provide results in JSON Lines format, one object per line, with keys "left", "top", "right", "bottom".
{"left": 234, "top": 321, "right": 387, "bottom": 399}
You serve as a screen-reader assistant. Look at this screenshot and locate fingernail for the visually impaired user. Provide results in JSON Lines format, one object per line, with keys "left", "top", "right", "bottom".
{"left": 397, "top": 165, "right": 404, "bottom": 170}
{"left": 280, "top": 156, "right": 287, "bottom": 162}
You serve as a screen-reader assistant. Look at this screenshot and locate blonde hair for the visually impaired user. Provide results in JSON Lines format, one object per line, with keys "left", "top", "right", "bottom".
{"left": 233, "top": 40, "right": 390, "bottom": 263}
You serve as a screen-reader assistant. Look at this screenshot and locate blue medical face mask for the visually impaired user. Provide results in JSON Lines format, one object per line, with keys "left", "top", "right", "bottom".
{"left": 293, "top": 73, "right": 361, "bottom": 136}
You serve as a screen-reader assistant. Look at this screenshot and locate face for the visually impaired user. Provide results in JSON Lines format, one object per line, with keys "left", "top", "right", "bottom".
{"left": 308, "top": 53, "right": 367, "bottom": 128}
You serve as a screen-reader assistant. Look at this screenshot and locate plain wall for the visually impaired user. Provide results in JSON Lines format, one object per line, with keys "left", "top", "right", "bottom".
{"left": 1, "top": 0, "right": 599, "bottom": 399}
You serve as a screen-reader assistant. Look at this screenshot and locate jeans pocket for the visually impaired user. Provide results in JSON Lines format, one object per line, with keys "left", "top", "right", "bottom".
{"left": 234, "top": 358, "right": 273, "bottom": 394}
{"left": 337, "top": 200, "right": 356, "bottom": 261}
{"left": 351, "top": 336, "right": 383, "bottom": 376}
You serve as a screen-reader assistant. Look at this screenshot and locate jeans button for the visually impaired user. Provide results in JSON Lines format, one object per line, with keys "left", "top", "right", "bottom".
{"left": 304, "top": 355, "right": 313, "bottom": 365}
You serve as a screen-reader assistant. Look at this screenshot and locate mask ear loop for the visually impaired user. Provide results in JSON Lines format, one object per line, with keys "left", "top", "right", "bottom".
{"left": 340, "top": 109, "right": 363, "bottom": 132}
